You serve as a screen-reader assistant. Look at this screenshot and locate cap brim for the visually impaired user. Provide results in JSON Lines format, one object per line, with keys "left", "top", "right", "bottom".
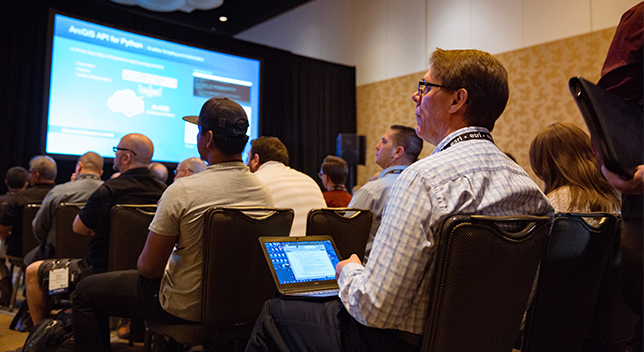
{"left": 182, "top": 115, "right": 199, "bottom": 125}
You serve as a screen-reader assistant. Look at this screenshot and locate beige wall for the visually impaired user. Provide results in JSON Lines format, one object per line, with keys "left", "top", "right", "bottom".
{"left": 355, "top": 27, "right": 617, "bottom": 188}
{"left": 237, "top": 0, "right": 638, "bottom": 85}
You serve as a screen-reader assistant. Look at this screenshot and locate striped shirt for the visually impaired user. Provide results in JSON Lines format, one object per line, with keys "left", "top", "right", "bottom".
{"left": 338, "top": 126, "right": 553, "bottom": 334}
{"left": 254, "top": 161, "right": 327, "bottom": 237}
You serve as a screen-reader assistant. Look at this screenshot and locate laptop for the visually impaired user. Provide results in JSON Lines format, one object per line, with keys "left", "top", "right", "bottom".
{"left": 568, "top": 77, "right": 643, "bottom": 178}
{"left": 259, "top": 235, "right": 342, "bottom": 298}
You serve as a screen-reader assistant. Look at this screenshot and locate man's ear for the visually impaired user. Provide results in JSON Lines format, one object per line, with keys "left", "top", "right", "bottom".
{"left": 204, "top": 130, "right": 214, "bottom": 149}
{"left": 449, "top": 88, "right": 469, "bottom": 114}
{"left": 393, "top": 145, "right": 404, "bottom": 159}
{"left": 248, "top": 153, "right": 260, "bottom": 171}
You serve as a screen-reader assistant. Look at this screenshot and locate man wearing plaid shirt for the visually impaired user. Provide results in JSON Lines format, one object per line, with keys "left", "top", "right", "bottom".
{"left": 246, "top": 48, "right": 553, "bottom": 352}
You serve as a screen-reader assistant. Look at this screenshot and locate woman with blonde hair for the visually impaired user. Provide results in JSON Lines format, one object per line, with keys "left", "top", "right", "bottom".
{"left": 529, "top": 122, "right": 620, "bottom": 214}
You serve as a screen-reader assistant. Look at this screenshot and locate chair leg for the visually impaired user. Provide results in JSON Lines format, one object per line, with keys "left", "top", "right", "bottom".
{"left": 9, "top": 267, "right": 24, "bottom": 312}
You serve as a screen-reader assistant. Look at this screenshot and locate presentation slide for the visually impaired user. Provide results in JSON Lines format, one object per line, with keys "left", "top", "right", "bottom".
{"left": 45, "top": 14, "right": 261, "bottom": 163}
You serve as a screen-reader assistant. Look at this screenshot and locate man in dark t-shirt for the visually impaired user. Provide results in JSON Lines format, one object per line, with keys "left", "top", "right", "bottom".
{"left": 24, "top": 133, "right": 166, "bottom": 325}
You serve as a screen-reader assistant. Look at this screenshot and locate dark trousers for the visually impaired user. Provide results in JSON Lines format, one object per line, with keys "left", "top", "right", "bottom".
{"left": 620, "top": 194, "right": 643, "bottom": 351}
{"left": 71, "top": 270, "right": 190, "bottom": 352}
{"left": 245, "top": 297, "right": 420, "bottom": 352}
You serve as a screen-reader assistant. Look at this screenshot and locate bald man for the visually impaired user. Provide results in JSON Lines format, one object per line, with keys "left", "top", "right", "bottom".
{"left": 174, "top": 157, "right": 207, "bottom": 181}
{"left": 149, "top": 162, "right": 169, "bottom": 183}
{"left": 25, "top": 133, "right": 167, "bottom": 324}
{"left": 25, "top": 152, "right": 105, "bottom": 266}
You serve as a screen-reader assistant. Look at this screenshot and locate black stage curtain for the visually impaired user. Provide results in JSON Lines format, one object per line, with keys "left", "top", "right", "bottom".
{"left": 0, "top": 0, "right": 355, "bottom": 191}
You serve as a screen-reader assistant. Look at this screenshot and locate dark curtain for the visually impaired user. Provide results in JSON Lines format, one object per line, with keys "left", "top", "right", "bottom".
{"left": 0, "top": 0, "right": 355, "bottom": 192}
{"left": 288, "top": 56, "right": 356, "bottom": 190}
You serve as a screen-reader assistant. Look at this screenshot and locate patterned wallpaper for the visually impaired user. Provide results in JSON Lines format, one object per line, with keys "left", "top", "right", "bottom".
{"left": 355, "top": 27, "right": 617, "bottom": 189}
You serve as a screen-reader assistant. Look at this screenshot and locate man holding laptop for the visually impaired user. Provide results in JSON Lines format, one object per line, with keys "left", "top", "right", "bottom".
{"left": 245, "top": 49, "right": 552, "bottom": 351}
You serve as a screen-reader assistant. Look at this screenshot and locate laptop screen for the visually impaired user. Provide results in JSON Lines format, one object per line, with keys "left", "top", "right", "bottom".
{"left": 264, "top": 239, "right": 341, "bottom": 285}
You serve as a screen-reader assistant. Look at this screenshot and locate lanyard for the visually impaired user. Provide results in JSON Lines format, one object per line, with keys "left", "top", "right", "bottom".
{"left": 441, "top": 131, "right": 494, "bottom": 152}
{"left": 382, "top": 169, "right": 404, "bottom": 177}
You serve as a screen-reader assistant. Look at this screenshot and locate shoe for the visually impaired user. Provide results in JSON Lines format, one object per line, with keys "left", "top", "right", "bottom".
{"left": 0, "top": 276, "right": 12, "bottom": 307}
{"left": 118, "top": 322, "right": 131, "bottom": 339}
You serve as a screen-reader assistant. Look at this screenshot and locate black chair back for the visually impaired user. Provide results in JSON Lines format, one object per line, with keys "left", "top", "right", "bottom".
{"left": 53, "top": 203, "right": 89, "bottom": 259}
{"left": 108, "top": 204, "right": 156, "bottom": 272}
{"left": 306, "top": 208, "right": 373, "bottom": 261}
{"left": 201, "top": 207, "right": 294, "bottom": 328}
{"left": 523, "top": 213, "right": 620, "bottom": 352}
{"left": 422, "top": 215, "right": 552, "bottom": 352}
{"left": 21, "top": 203, "right": 42, "bottom": 257}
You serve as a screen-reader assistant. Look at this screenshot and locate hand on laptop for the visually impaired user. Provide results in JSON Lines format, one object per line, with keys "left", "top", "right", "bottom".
{"left": 336, "top": 254, "right": 362, "bottom": 280}
{"left": 602, "top": 164, "right": 644, "bottom": 195}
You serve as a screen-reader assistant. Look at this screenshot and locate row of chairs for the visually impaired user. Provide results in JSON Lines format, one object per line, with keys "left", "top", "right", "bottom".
{"left": 6, "top": 202, "right": 632, "bottom": 351}
{"left": 153, "top": 211, "right": 633, "bottom": 352}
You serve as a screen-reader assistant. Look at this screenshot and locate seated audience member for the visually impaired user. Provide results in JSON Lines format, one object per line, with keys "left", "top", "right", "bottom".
{"left": 0, "top": 156, "right": 57, "bottom": 258}
{"left": 71, "top": 97, "right": 274, "bottom": 352}
{"left": 25, "top": 152, "right": 104, "bottom": 265}
{"left": 319, "top": 155, "right": 352, "bottom": 207}
{"left": 173, "top": 157, "right": 207, "bottom": 181}
{"left": 149, "top": 162, "right": 169, "bottom": 183}
{"left": 0, "top": 166, "right": 29, "bottom": 205}
{"left": 0, "top": 166, "right": 29, "bottom": 305}
{"left": 529, "top": 122, "right": 621, "bottom": 217}
{"left": 248, "top": 136, "right": 327, "bottom": 236}
{"left": 25, "top": 133, "right": 166, "bottom": 325}
{"left": 348, "top": 125, "right": 423, "bottom": 264}
{"left": 245, "top": 48, "right": 553, "bottom": 352}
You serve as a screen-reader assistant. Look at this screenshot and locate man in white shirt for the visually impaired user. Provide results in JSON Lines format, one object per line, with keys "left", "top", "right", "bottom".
{"left": 348, "top": 125, "right": 422, "bottom": 264}
{"left": 248, "top": 136, "right": 326, "bottom": 236}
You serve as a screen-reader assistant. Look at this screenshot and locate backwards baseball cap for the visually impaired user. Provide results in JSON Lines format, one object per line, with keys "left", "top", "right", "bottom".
{"left": 182, "top": 97, "right": 249, "bottom": 137}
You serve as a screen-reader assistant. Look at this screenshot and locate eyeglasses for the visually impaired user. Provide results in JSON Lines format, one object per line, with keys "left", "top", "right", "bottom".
{"left": 418, "top": 80, "right": 447, "bottom": 96}
{"left": 113, "top": 146, "right": 138, "bottom": 156}
{"left": 317, "top": 172, "right": 324, "bottom": 179}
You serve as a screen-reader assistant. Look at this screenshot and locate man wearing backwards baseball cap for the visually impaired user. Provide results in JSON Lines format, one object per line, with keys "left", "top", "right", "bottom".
{"left": 72, "top": 97, "right": 274, "bottom": 352}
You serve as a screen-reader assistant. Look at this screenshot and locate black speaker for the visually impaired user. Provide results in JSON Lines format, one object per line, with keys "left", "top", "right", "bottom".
{"left": 336, "top": 133, "right": 366, "bottom": 166}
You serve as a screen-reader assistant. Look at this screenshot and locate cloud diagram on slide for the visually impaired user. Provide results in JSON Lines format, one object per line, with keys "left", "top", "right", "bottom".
{"left": 108, "top": 89, "right": 144, "bottom": 117}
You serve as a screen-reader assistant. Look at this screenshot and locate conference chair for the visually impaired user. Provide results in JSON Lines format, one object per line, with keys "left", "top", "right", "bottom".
{"left": 522, "top": 213, "right": 622, "bottom": 352}
{"left": 144, "top": 207, "right": 294, "bottom": 352}
{"left": 53, "top": 202, "right": 89, "bottom": 259}
{"left": 108, "top": 204, "right": 157, "bottom": 272}
{"left": 305, "top": 207, "right": 373, "bottom": 261}
{"left": 421, "top": 214, "right": 552, "bottom": 352}
{"left": 7, "top": 203, "right": 41, "bottom": 311}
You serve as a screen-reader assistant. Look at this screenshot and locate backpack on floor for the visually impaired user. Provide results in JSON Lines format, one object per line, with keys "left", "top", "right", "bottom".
{"left": 21, "top": 316, "right": 74, "bottom": 352}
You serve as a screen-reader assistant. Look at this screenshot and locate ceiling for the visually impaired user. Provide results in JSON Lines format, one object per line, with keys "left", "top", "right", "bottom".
{"left": 95, "top": 0, "right": 313, "bottom": 36}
